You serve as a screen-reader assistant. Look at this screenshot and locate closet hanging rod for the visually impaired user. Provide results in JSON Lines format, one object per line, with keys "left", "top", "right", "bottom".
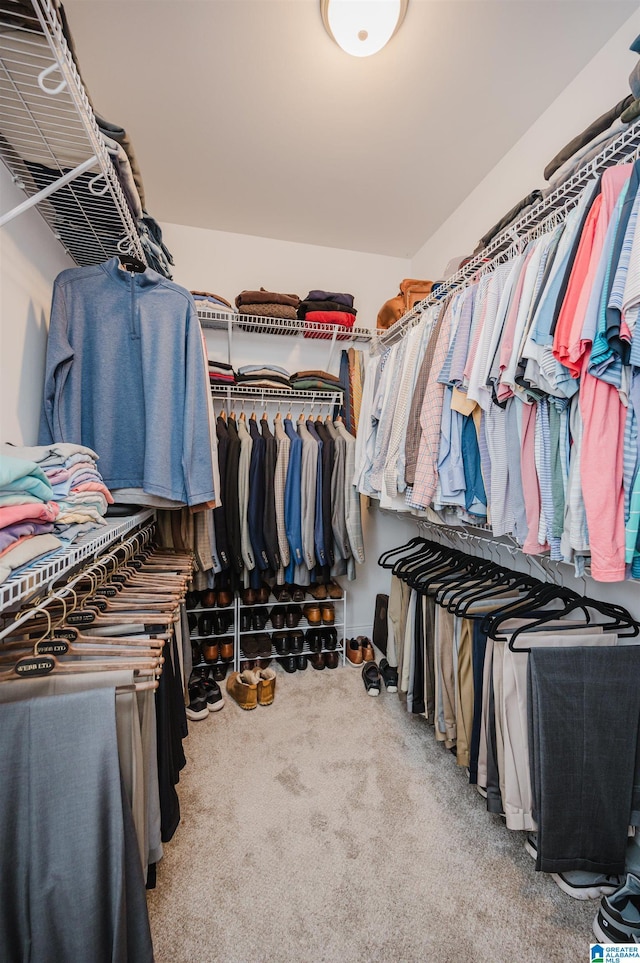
{"left": 379, "top": 115, "right": 640, "bottom": 347}
{"left": 0, "top": 518, "right": 159, "bottom": 644}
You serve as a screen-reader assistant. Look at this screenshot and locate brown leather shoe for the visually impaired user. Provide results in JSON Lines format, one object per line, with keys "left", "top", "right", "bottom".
{"left": 309, "top": 652, "right": 325, "bottom": 670}
{"left": 288, "top": 629, "right": 304, "bottom": 654}
{"left": 326, "top": 580, "right": 343, "bottom": 599}
{"left": 256, "top": 667, "right": 276, "bottom": 705}
{"left": 201, "top": 588, "right": 217, "bottom": 608}
{"left": 270, "top": 605, "right": 286, "bottom": 630}
{"left": 201, "top": 639, "right": 219, "bottom": 663}
{"left": 346, "top": 638, "right": 363, "bottom": 666}
{"left": 219, "top": 636, "right": 234, "bottom": 662}
{"left": 324, "top": 651, "right": 340, "bottom": 669}
{"left": 285, "top": 604, "right": 302, "bottom": 628}
{"left": 217, "top": 588, "right": 233, "bottom": 608}
{"left": 241, "top": 634, "right": 259, "bottom": 657}
{"left": 256, "top": 583, "right": 271, "bottom": 604}
{"left": 291, "top": 585, "right": 305, "bottom": 603}
{"left": 242, "top": 587, "right": 258, "bottom": 606}
{"left": 303, "top": 603, "right": 321, "bottom": 624}
{"left": 273, "top": 584, "right": 292, "bottom": 603}
{"left": 360, "top": 637, "right": 375, "bottom": 662}
{"left": 226, "top": 670, "right": 259, "bottom": 709}
{"left": 308, "top": 582, "right": 328, "bottom": 600}
{"left": 273, "top": 631, "right": 290, "bottom": 656}
{"left": 255, "top": 633, "right": 272, "bottom": 658}
{"left": 321, "top": 603, "right": 335, "bottom": 625}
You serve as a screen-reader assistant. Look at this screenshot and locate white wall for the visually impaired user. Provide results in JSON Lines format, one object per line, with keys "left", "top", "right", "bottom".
{"left": 411, "top": 6, "right": 640, "bottom": 280}
{"left": 0, "top": 163, "right": 72, "bottom": 446}
{"left": 163, "top": 219, "right": 412, "bottom": 636}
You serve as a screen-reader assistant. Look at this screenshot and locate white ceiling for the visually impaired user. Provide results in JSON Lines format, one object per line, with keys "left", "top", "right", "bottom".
{"left": 65, "top": 0, "right": 637, "bottom": 258}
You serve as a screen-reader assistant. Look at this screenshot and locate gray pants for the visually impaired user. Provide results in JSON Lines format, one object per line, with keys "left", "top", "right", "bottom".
{"left": 528, "top": 645, "right": 640, "bottom": 875}
{"left": 0, "top": 688, "right": 154, "bottom": 962}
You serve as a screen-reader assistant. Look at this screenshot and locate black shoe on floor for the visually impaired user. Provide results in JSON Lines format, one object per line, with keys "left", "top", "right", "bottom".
{"left": 361, "top": 661, "right": 381, "bottom": 697}
{"left": 379, "top": 658, "right": 398, "bottom": 693}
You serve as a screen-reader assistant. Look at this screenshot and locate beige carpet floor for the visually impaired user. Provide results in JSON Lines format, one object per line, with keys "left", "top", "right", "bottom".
{"left": 147, "top": 663, "right": 598, "bottom": 963}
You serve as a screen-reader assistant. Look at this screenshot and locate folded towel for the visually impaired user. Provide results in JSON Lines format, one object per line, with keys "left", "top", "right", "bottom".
{"left": 235, "top": 288, "right": 300, "bottom": 309}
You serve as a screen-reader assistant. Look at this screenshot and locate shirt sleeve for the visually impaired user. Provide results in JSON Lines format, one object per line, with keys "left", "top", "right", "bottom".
{"left": 181, "top": 302, "right": 216, "bottom": 506}
{"left": 38, "top": 280, "right": 74, "bottom": 445}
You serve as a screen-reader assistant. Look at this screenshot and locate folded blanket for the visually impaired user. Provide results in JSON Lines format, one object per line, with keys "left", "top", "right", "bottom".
{"left": 304, "top": 311, "right": 355, "bottom": 327}
{"left": 235, "top": 288, "right": 300, "bottom": 309}
{"left": 298, "top": 300, "right": 358, "bottom": 319}
{"left": 238, "top": 303, "right": 298, "bottom": 320}
{"left": 543, "top": 95, "right": 633, "bottom": 181}
{"left": 306, "top": 291, "right": 354, "bottom": 308}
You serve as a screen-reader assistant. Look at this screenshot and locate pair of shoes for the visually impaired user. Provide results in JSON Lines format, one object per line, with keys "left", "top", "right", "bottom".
{"left": 241, "top": 634, "right": 272, "bottom": 658}
{"left": 302, "top": 602, "right": 335, "bottom": 624}
{"left": 186, "top": 668, "right": 225, "bottom": 719}
{"left": 362, "top": 660, "right": 382, "bottom": 696}
{"left": 280, "top": 654, "right": 308, "bottom": 672}
{"left": 270, "top": 605, "right": 286, "bottom": 629}
{"left": 346, "top": 637, "right": 374, "bottom": 666}
{"left": 273, "top": 630, "right": 304, "bottom": 655}
{"left": 305, "top": 627, "right": 338, "bottom": 652}
{"left": 309, "top": 651, "right": 340, "bottom": 670}
{"left": 200, "top": 588, "right": 217, "bottom": 608}
{"left": 226, "top": 668, "right": 276, "bottom": 709}
{"left": 593, "top": 874, "right": 640, "bottom": 942}
{"left": 211, "top": 662, "right": 230, "bottom": 682}
{"left": 240, "top": 607, "right": 269, "bottom": 631}
{"left": 289, "top": 584, "right": 306, "bottom": 603}
{"left": 201, "top": 636, "right": 234, "bottom": 663}
{"left": 198, "top": 613, "right": 233, "bottom": 636}
{"left": 326, "top": 580, "right": 343, "bottom": 599}
{"left": 242, "top": 584, "right": 271, "bottom": 606}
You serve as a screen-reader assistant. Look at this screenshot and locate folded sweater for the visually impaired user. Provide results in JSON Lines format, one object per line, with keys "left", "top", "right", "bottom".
{"left": 298, "top": 300, "right": 358, "bottom": 319}
{"left": 235, "top": 288, "right": 300, "bottom": 309}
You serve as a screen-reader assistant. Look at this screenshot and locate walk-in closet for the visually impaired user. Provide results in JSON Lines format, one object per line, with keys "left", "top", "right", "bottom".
{"left": 3, "top": 2, "right": 640, "bottom": 960}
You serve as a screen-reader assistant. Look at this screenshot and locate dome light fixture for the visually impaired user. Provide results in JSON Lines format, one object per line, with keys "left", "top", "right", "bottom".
{"left": 320, "top": 0, "right": 409, "bottom": 58}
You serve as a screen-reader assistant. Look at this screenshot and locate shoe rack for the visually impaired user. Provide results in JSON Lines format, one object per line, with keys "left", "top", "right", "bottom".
{"left": 236, "top": 590, "right": 347, "bottom": 672}
{"left": 186, "top": 592, "right": 237, "bottom": 681}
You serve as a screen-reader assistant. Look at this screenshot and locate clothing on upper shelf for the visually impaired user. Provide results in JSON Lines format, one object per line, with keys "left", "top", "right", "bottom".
{"left": 236, "top": 366, "right": 293, "bottom": 391}
{"left": 208, "top": 360, "right": 236, "bottom": 385}
{"left": 238, "top": 303, "right": 298, "bottom": 321}
{"left": 235, "top": 289, "right": 300, "bottom": 309}
{"left": 192, "top": 291, "right": 236, "bottom": 313}
{"left": 377, "top": 279, "right": 434, "bottom": 330}
{"left": 298, "top": 300, "right": 358, "bottom": 319}
{"left": 543, "top": 95, "right": 634, "bottom": 182}
{"left": 355, "top": 158, "right": 640, "bottom": 582}
{"left": 39, "top": 258, "right": 216, "bottom": 509}
{"left": 298, "top": 290, "right": 358, "bottom": 335}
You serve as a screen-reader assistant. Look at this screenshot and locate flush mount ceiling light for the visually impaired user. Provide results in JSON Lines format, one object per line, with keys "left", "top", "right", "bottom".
{"left": 321, "top": 0, "right": 409, "bottom": 58}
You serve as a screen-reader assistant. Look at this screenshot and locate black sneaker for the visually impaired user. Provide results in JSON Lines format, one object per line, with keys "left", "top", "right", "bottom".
{"left": 186, "top": 680, "right": 209, "bottom": 721}
{"left": 378, "top": 658, "right": 398, "bottom": 692}
{"left": 593, "top": 873, "right": 640, "bottom": 943}
{"left": 361, "top": 661, "right": 381, "bottom": 697}
{"left": 191, "top": 667, "right": 225, "bottom": 712}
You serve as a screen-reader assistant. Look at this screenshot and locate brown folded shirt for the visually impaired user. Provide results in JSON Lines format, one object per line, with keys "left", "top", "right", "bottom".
{"left": 292, "top": 370, "right": 342, "bottom": 384}
{"left": 235, "top": 288, "right": 300, "bottom": 308}
{"left": 238, "top": 303, "right": 298, "bottom": 320}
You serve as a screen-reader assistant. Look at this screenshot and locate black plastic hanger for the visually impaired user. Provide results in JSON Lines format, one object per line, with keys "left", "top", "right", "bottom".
{"left": 118, "top": 254, "right": 147, "bottom": 273}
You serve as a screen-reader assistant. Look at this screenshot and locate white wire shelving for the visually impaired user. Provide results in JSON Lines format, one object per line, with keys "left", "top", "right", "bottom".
{"left": 0, "top": 0, "right": 144, "bottom": 264}
{"left": 210, "top": 384, "right": 342, "bottom": 409}
{"left": 0, "top": 508, "right": 154, "bottom": 614}
{"left": 379, "top": 117, "right": 640, "bottom": 347}
{"left": 197, "top": 307, "right": 375, "bottom": 343}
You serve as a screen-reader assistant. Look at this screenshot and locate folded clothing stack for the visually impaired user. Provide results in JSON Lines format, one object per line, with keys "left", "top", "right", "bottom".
{"left": 192, "top": 290, "right": 236, "bottom": 314}
{"left": 235, "top": 289, "right": 300, "bottom": 322}
{"left": 290, "top": 370, "right": 343, "bottom": 392}
{"left": 0, "top": 452, "right": 62, "bottom": 583}
{"left": 298, "top": 290, "right": 357, "bottom": 339}
{"left": 236, "top": 365, "right": 292, "bottom": 390}
{"left": 209, "top": 360, "right": 236, "bottom": 386}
